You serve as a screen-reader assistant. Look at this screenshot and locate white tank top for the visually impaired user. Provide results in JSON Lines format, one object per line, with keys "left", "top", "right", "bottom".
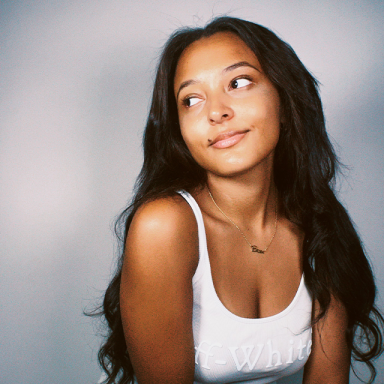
{"left": 179, "top": 191, "right": 313, "bottom": 384}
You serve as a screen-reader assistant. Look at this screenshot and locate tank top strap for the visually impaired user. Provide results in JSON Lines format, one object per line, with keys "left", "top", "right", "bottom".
{"left": 177, "top": 190, "right": 209, "bottom": 283}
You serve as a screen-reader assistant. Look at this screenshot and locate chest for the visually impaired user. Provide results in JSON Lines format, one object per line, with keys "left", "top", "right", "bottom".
{"left": 179, "top": 190, "right": 313, "bottom": 383}
{"left": 192, "top": 260, "right": 313, "bottom": 384}
{"left": 204, "top": 215, "right": 304, "bottom": 319}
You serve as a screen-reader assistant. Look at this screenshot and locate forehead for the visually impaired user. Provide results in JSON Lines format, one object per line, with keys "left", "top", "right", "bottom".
{"left": 174, "top": 32, "right": 260, "bottom": 84}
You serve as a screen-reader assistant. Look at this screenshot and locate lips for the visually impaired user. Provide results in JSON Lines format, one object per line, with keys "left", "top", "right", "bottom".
{"left": 209, "top": 130, "right": 249, "bottom": 149}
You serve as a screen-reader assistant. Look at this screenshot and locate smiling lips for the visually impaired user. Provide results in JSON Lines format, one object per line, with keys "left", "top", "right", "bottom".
{"left": 209, "top": 130, "right": 249, "bottom": 149}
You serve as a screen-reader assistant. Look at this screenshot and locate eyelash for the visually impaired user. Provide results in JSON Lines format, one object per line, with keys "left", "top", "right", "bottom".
{"left": 181, "top": 95, "right": 200, "bottom": 108}
{"left": 229, "top": 75, "right": 253, "bottom": 89}
{"left": 181, "top": 75, "right": 254, "bottom": 108}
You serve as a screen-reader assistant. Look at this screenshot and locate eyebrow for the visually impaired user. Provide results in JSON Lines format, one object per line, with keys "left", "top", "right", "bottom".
{"left": 176, "top": 79, "right": 200, "bottom": 100}
{"left": 223, "top": 61, "right": 261, "bottom": 74}
{"left": 176, "top": 61, "right": 261, "bottom": 100}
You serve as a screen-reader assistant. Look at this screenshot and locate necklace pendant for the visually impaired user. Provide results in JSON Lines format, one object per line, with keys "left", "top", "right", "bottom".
{"left": 251, "top": 245, "right": 265, "bottom": 254}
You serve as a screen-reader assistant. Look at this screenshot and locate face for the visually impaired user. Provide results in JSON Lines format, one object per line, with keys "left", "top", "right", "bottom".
{"left": 174, "top": 32, "right": 282, "bottom": 178}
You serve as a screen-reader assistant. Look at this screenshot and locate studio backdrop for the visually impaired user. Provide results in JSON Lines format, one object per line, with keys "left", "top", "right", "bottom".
{"left": 1, "top": 1, "right": 383, "bottom": 383}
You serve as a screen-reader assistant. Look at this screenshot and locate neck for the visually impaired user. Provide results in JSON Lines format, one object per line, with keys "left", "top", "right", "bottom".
{"left": 205, "top": 164, "right": 278, "bottom": 231}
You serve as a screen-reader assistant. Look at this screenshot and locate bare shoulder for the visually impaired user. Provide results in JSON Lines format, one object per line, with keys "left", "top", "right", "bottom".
{"left": 120, "top": 194, "right": 198, "bottom": 382}
{"left": 125, "top": 194, "right": 199, "bottom": 277}
{"left": 132, "top": 194, "right": 197, "bottom": 235}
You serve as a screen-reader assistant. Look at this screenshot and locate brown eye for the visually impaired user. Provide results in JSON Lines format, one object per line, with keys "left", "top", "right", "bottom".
{"left": 231, "top": 77, "right": 252, "bottom": 89}
{"left": 183, "top": 96, "right": 200, "bottom": 108}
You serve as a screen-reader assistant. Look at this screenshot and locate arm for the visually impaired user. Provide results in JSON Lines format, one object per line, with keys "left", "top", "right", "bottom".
{"left": 303, "top": 296, "right": 351, "bottom": 384}
{"left": 120, "top": 196, "right": 199, "bottom": 384}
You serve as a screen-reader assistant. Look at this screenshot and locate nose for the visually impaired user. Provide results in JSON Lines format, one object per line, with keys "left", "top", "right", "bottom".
{"left": 207, "top": 96, "right": 234, "bottom": 124}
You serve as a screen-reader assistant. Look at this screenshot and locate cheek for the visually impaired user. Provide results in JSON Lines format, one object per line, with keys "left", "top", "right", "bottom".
{"left": 266, "top": 96, "right": 282, "bottom": 125}
{"left": 250, "top": 93, "right": 281, "bottom": 136}
{"left": 179, "top": 118, "right": 192, "bottom": 147}
{"left": 264, "top": 88, "right": 282, "bottom": 123}
{"left": 179, "top": 123, "right": 213, "bottom": 170}
{"left": 179, "top": 113, "right": 206, "bottom": 148}
{"left": 179, "top": 123, "right": 202, "bottom": 159}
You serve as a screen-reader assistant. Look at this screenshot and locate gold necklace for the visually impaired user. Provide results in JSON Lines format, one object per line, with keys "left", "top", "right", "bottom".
{"left": 208, "top": 188, "right": 278, "bottom": 254}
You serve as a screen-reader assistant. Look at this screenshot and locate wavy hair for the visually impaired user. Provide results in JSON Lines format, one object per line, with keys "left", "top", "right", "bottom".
{"left": 94, "top": 16, "right": 383, "bottom": 383}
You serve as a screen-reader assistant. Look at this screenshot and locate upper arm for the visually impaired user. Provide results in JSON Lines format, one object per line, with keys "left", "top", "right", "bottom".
{"left": 120, "top": 195, "right": 199, "bottom": 384}
{"left": 303, "top": 296, "right": 351, "bottom": 384}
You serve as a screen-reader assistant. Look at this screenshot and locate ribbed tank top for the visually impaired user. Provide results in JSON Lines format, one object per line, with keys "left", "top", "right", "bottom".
{"left": 178, "top": 191, "right": 313, "bottom": 384}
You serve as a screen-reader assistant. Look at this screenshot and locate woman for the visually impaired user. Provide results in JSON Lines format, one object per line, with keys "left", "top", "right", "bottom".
{"left": 96, "top": 17, "right": 383, "bottom": 383}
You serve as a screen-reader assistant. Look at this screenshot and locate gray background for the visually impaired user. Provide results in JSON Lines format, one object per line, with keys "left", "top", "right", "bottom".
{"left": 1, "top": 0, "right": 383, "bottom": 383}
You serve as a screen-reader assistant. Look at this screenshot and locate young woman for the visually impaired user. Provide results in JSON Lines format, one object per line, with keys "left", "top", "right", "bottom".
{"left": 96, "top": 17, "right": 383, "bottom": 384}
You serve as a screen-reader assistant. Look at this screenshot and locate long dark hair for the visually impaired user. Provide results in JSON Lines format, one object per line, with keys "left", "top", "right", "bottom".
{"left": 95, "top": 16, "right": 383, "bottom": 383}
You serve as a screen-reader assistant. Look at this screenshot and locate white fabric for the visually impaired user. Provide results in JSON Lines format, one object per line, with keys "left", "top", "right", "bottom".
{"left": 178, "top": 191, "right": 313, "bottom": 384}
{"left": 97, "top": 192, "right": 312, "bottom": 384}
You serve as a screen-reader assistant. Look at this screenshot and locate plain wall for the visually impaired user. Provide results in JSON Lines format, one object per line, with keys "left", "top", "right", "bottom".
{"left": 1, "top": 0, "right": 383, "bottom": 383}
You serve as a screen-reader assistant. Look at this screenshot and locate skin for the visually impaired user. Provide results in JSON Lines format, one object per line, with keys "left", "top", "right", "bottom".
{"left": 120, "top": 32, "right": 350, "bottom": 383}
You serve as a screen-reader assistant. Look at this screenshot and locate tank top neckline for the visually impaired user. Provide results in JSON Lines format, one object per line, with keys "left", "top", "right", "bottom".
{"left": 179, "top": 190, "right": 306, "bottom": 324}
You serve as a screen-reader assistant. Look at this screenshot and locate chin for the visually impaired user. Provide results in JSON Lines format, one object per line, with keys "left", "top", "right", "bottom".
{"left": 207, "top": 162, "right": 255, "bottom": 178}
{"left": 209, "top": 153, "right": 275, "bottom": 178}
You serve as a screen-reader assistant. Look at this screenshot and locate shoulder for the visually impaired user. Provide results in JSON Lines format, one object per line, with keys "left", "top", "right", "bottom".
{"left": 131, "top": 194, "right": 197, "bottom": 235}
{"left": 120, "top": 194, "right": 198, "bottom": 382}
{"left": 125, "top": 194, "right": 199, "bottom": 277}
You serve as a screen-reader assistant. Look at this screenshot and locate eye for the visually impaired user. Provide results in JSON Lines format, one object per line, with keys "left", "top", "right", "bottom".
{"left": 182, "top": 96, "right": 201, "bottom": 108}
{"left": 230, "top": 77, "right": 252, "bottom": 89}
